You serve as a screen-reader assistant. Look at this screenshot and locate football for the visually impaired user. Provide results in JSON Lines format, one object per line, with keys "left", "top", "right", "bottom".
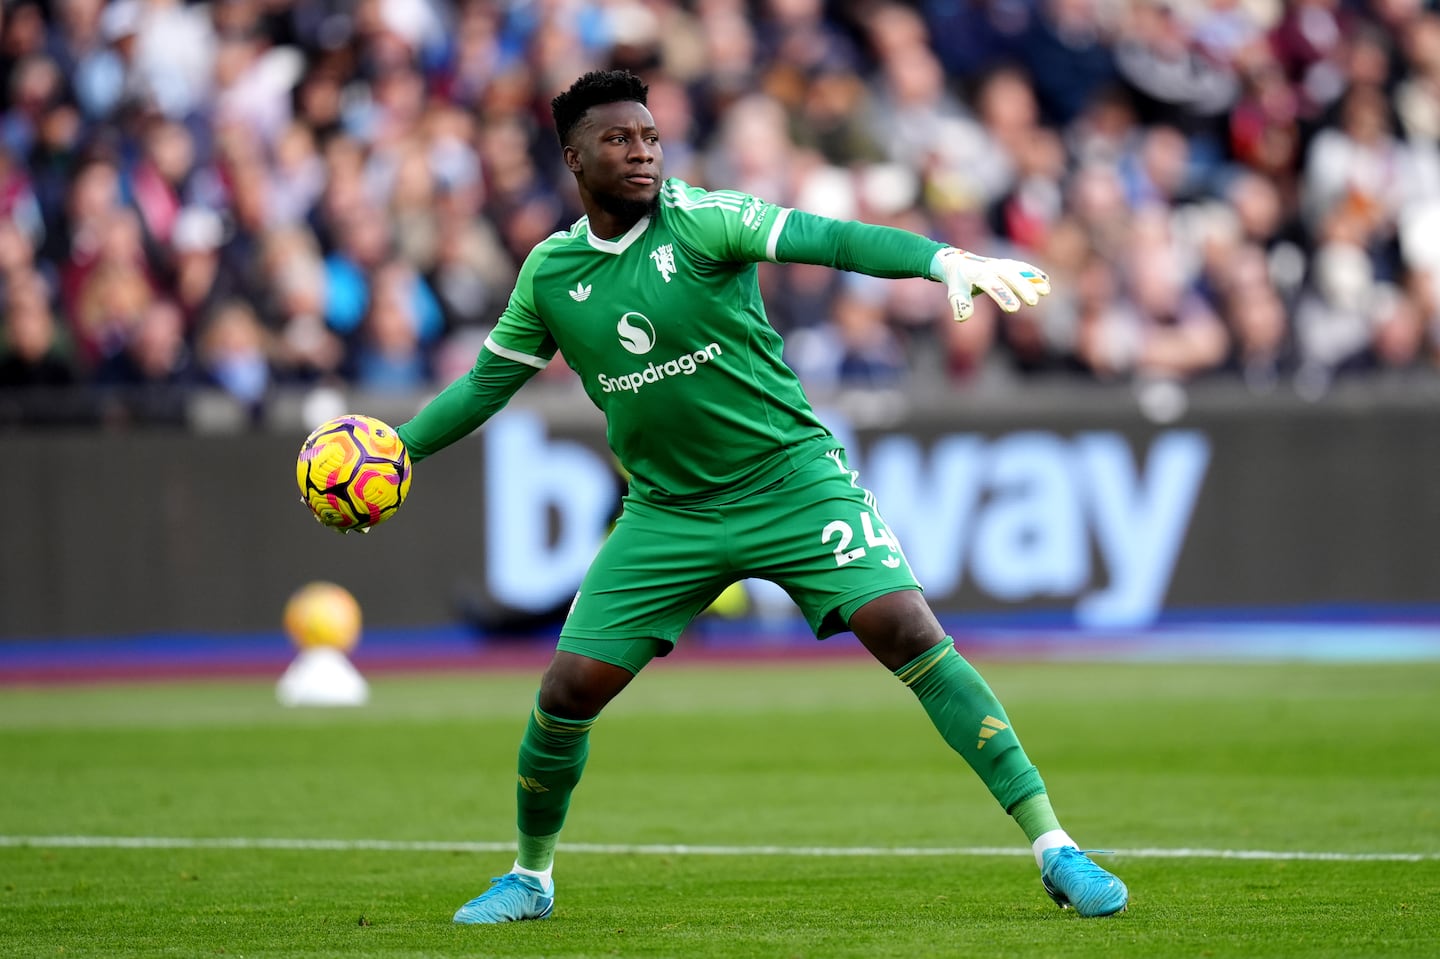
{"left": 296, "top": 414, "right": 412, "bottom": 532}
{"left": 282, "top": 580, "right": 362, "bottom": 652}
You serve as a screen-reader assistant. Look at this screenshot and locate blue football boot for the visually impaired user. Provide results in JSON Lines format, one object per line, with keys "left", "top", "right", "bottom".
{"left": 453, "top": 873, "right": 555, "bottom": 924}
{"left": 1040, "top": 847, "right": 1128, "bottom": 917}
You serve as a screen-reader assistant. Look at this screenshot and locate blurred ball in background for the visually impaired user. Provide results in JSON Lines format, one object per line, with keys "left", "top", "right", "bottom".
{"left": 282, "top": 581, "right": 362, "bottom": 653}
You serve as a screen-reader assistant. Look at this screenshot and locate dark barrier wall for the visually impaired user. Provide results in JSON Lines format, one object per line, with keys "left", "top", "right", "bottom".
{"left": 1, "top": 388, "right": 1437, "bottom": 638}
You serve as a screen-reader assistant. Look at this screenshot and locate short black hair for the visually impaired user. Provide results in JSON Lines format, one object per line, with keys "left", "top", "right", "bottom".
{"left": 551, "top": 70, "right": 649, "bottom": 147}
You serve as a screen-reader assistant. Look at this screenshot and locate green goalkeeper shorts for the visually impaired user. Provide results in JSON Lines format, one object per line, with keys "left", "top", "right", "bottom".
{"left": 556, "top": 446, "right": 921, "bottom": 673}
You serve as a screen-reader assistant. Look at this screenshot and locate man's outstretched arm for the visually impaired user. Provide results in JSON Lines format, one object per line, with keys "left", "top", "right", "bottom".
{"left": 773, "top": 210, "right": 1050, "bottom": 322}
{"left": 396, "top": 347, "right": 540, "bottom": 463}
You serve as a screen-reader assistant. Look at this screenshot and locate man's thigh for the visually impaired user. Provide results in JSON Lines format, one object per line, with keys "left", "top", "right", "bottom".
{"left": 733, "top": 448, "right": 922, "bottom": 638}
{"left": 559, "top": 498, "right": 731, "bottom": 646}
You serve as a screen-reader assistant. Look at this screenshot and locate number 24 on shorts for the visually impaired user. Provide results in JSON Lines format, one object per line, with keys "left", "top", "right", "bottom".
{"left": 822, "top": 510, "right": 902, "bottom": 568}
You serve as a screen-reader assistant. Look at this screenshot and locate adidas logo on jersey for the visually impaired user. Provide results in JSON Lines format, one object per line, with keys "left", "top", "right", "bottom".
{"left": 569, "top": 282, "right": 592, "bottom": 302}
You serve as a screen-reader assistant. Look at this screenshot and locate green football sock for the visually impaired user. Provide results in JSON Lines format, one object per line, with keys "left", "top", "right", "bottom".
{"left": 1009, "top": 793, "right": 1063, "bottom": 845}
{"left": 513, "top": 700, "right": 595, "bottom": 871}
{"left": 894, "top": 637, "right": 1049, "bottom": 829}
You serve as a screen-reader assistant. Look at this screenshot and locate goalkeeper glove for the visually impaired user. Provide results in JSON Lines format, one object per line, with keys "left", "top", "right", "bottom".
{"left": 930, "top": 248, "right": 1051, "bottom": 322}
{"left": 309, "top": 509, "right": 370, "bottom": 534}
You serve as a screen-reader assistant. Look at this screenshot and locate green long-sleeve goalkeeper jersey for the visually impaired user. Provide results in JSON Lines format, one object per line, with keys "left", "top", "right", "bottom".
{"left": 397, "top": 178, "right": 946, "bottom": 506}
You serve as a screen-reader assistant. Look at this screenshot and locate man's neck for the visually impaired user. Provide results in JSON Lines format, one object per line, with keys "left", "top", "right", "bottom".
{"left": 584, "top": 186, "right": 660, "bottom": 240}
{"left": 587, "top": 210, "right": 643, "bottom": 241}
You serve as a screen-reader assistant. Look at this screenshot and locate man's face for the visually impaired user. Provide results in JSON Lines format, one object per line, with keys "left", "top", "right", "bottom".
{"left": 567, "top": 100, "right": 663, "bottom": 221}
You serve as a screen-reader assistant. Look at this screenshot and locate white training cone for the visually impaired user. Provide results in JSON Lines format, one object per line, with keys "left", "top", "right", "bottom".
{"left": 276, "top": 645, "right": 370, "bottom": 707}
{"left": 277, "top": 581, "right": 369, "bottom": 707}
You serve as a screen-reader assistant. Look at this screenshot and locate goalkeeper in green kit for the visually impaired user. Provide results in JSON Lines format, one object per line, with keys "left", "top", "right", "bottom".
{"left": 392, "top": 69, "right": 1128, "bottom": 921}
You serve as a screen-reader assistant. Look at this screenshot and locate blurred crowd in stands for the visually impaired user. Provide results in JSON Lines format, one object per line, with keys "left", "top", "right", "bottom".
{"left": 2, "top": 0, "right": 1440, "bottom": 425}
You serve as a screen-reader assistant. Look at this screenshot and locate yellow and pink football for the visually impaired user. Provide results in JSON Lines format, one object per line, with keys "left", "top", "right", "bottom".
{"left": 296, "top": 414, "right": 411, "bottom": 533}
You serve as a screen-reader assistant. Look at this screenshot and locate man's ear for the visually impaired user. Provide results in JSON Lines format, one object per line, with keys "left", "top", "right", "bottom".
{"left": 563, "top": 144, "right": 581, "bottom": 173}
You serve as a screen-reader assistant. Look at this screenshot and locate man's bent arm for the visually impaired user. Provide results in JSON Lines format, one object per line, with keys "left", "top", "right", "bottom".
{"left": 774, "top": 210, "right": 945, "bottom": 279}
{"left": 396, "top": 347, "right": 540, "bottom": 462}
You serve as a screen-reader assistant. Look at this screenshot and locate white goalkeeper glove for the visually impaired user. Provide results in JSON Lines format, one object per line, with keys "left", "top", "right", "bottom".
{"left": 930, "top": 248, "right": 1051, "bottom": 322}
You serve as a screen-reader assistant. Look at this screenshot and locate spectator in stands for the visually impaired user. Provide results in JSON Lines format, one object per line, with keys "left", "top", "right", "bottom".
{"left": 1269, "top": 0, "right": 1353, "bottom": 122}
{"left": 1119, "top": 124, "right": 1197, "bottom": 210}
{"left": 196, "top": 298, "right": 273, "bottom": 420}
{"left": 1112, "top": 0, "right": 1238, "bottom": 137}
{"left": 0, "top": 144, "right": 43, "bottom": 265}
{"left": 388, "top": 138, "right": 442, "bottom": 274}
{"left": 1065, "top": 159, "right": 1131, "bottom": 262}
{"left": 169, "top": 205, "right": 237, "bottom": 329}
{"left": 267, "top": 121, "right": 326, "bottom": 229}
{"left": 869, "top": 26, "right": 997, "bottom": 206}
{"left": 207, "top": 118, "right": 273, "bottom": 286}
{"left": 95, "top": 295, "right": 194, "bottom": 423}
{"left": 427, "top": 199, "right": 516, "bottom": 334}
{"left": 1058, "top": 250, "right": 1140, "bottom": 381}
{"left": 50, "top": 0, "right": 115, "bottom": 119}
{"left": 756, "top": 0, "right": 858, "bottom": 79}
{"left": 67, "top": 208, "right": 154, "bottom": 371}
{"left": 0, "top": 3, "right": 50, "bottom": 97}
{"left": 1228, "top": 41, "right": 1303, "bottom": 190}
{"left": 0, "top": 269, "right": 76, "bottom": 389}
{"left": 1301, "top": 82, "right": 1430, "bottom": 280}
{"left": 977, "top": 65, "right": 1042, "bottom": 170}
{"left": 1117, "top": 208, "right": 1231, "bottom": 382}
{"left": 351, "top": 260, "right": 433, "bottom": 393}
{"left": 125, "top": 116, "right": 194, "bottom": 251}
{"left": 58, "top": 156, "right": 125, "bottom": 315}
{"left": 475, "top": 114, "right": 566, "bottom": 264}
{"left": 261, "top": 226, "right": 346, "bottom": 385}
{"left": 1065, "top": 83, "right": 1141, "bottom": 171}
{"left": 1189, "top": 0, "right": 1270, "bottom": 66}
{"left": 689, "top": 2, "right": 760, "bottom": 135}
{"left": 989, "top": 124, "right": 1067, "bottom": 257}
{"left": 920, "top": 0, "right": 1012, "bottom": 85}
{"left": 1293, "top": 218, "right": 1383, "bottom": 394}
{"left": 439, "top": 2, "right": 505, "bottom": 108}
{"left": 2, "top": 51, "right": 64, "bottom": 158}
{"left": 362, "top": 62, "right": 429, "bottom": 153}
{"left": 24, "top": 99, "right": 85, "bottom": 260}
{"left": 1394, "top": 13, "right": 1440, "bottom": 143}
{"left": 1009, "top": 0, "right": 1119, "bottom": 128}
{"left": 292, "top": 61, "right": 346, "bottom": 144}
{"left": 1224, "top": 169, "right": 1308, "bottom": 304}
{"left": 1368, "top": 283, "right": 1429, "bottom": 374}
{"left": 1216, "top": 242, "right": 1296, "bottom": 392}
{"left": 321, "top": 202, "right": 443, "bottom": 349}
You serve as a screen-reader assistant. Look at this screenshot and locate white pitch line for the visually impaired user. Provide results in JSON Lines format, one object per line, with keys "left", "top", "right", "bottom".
{"left": 0, "top": 836, "right": 1435, "bottom": 863}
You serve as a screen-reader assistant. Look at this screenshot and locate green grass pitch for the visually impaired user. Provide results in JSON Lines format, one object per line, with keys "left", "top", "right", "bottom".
{"left": 2, "top": 657, "right": 1438, "bottom": 958}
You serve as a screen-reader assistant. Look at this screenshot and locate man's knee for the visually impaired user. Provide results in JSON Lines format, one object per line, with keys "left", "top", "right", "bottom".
{"left": 537, "top": 651, "right": 637, "bottom": 719}
{"left": 849, "top": 591, "right": 946, "bottom": 671}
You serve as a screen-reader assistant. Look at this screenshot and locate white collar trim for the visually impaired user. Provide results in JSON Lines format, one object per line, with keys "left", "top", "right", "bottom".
{"left": 584, "top": 214, "right": 651, "bottom": 254}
